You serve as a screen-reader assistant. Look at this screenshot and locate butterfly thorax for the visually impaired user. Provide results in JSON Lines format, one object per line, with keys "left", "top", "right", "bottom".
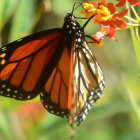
{"left": 63, "top": 13, "right": 85, "bottom": 45}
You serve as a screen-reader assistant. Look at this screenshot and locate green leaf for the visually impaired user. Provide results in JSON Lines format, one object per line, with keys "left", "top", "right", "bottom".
{"left": 121, "top": 74, "right": 140, "bottom": 123}
{"left": 0, "top": 112, "right": 13, "bottom": 140}
{"left": 0, "top": 0, "right": 18, "bottom": 31}
{"left": 51, "top": 0, "right": 74, "bottom": 17}
{"left": 8, "top": 0, "right": 37, "bottom": 42}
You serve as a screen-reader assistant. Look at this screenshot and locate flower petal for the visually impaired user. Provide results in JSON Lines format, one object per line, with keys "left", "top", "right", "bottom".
{"left": 114, "top": 17, "right": 127, "bottom": 28}
{"left": 93, "top": 41, "right": 103, "bottom": 47}
{"left": 109, "top": 26, "right": 117, "bottom": 40}
{"left": 93, "top": 32, "right": 105, "bottom": 42}
{"left": 114, "top": 9, "right": 128, "bottom": 18}
{"left": 89, "top": 1, "right": 98, "bottom": 8}
{"left": 128, "top": 0, "right": 140, "bottom": 6}
{"left": 100, "top": 0, "right": 107, "bottom": 5}
{"left": 116, "top": 0, "right": 126, "bottom": 7}
{"left": 100, "top": 25, "right": 117, "bottom": 40}
{"left": 105, "top": 3, "right": 116, "bottom": 14}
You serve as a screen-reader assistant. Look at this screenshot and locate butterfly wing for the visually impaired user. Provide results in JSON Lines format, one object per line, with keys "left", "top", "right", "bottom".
{"left": 40, "top": 44, "right": 71, "bottom": 118}
{"left": 0, "top": 28, "right": 63, "bottom": 100}
{"left": 0, "top": 12, "right": 105, "bottom": 125}
{"left": 40, "top": 39, "right": 105, "bottom": 124}
{"left": 72, "top": 40, "right": 105, "bottom": 125}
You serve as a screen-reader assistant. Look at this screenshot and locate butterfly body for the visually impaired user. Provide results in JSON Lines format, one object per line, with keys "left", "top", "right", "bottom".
{"left": 0, "top": 12, "right": 105, "bottom": 125}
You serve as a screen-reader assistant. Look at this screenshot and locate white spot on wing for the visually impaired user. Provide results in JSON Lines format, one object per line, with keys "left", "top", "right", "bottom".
{"left": 17, "top": 39, "right": 22, "bottom": 42}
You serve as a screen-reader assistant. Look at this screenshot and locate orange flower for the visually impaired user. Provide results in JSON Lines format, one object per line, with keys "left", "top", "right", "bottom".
{"left": 95, "top": 4, "right": 115, "bottom": 22}
{"left": 90, "top": 25, "right": 117, "bottom": 47}
{"left": 94, "top": 9, "right": 128, "bottom": 29}
{"left": 81, "top": 1, "right": 128, "bottom": 37}
{"left": 81, "top": 2, "right": 96, "bottom": 18}
{"left": 100, "top": 25, "right": 117, "bottom": 40}
{"left": 81, "top": 1, "right": 116, "bottom": 19}
{"left": 116, "top": 0, "right": 140, "bottom": 7}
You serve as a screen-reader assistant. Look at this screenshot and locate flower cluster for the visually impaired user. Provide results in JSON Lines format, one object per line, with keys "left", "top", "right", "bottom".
{"left": 81, "top": 0, "right": 140, "bottom": 47}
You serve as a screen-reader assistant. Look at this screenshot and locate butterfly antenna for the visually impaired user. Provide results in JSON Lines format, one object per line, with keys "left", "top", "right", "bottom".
{"left": 71, "top": 2, "right": 77, "bottom": 14}
{"left": 71, "top": 0, "right": 88, "bottom": 15}
{"left": 82, "top": 13, "right": 96, "bottom": 29}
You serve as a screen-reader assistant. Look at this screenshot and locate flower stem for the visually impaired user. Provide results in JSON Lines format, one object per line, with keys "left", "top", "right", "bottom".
{"left": 135, "top": 27, "right": 140, "bottom": 42}
{"left": 130, "top": 6, "right": 140, "bottom": 20}
{"left": 116, "top": 23, "right": 139, "bottom": 30}
{"left": 127, "top": 23, "right": 140, "bottom": 26}
{"left": 121, "top": 74, "right": 140, "bottom": 124}
{"left": 124, "top": 16, "right": 137, "bottom": 23}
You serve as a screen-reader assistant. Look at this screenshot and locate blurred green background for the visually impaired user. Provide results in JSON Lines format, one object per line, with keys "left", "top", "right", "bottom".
{"left": 0, "top": 0, "right": 140, "bottom": 140}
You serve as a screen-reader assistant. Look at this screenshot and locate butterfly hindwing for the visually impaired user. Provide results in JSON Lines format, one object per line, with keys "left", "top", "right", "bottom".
{"left": 40, "top": 45, "right": 71, "bottom": 118}
{"left": 72, "top": 41, "right": 105, "bottom": 125}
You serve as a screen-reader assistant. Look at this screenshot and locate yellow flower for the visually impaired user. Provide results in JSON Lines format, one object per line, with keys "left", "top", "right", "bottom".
{"left": 81, "top": 3, "right": 96, "bottom": 18}
{"left": 95, "top": 6, "right": 112, "bottom": 21}
{"left": 81, "top": 2, "right": 113, "bottom": 21}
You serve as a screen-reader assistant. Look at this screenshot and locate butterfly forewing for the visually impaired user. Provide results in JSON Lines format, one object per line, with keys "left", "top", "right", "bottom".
{"left": 0, "top": 29, "right": 62, "bottom": 100}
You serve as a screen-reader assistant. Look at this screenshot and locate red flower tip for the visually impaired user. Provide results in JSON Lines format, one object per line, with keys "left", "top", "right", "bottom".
{"left": 116, "top": 0, "right": 140, "bottom": 7}
{"left": 100, "top": 0, "right": 107, "bottom": 5}
{"left": 127, "top": 0, "right": 140, "bottom": 6}
{"left": 114, "top": 9, "right": 128, "bottom": 18}
{"left": 114, "top": 18, "right": 127, "bottom": 28}
{"left": 105, "top": 3, "right": 116, "bottom": 14}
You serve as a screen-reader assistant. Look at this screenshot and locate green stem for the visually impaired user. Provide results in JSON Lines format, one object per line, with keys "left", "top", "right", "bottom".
{"left": 127, "top": 23, "right": 140, "bottom": 26}
{"left": 131, "top": 6, "right": 140, "bottom": 20}
{"left": 135, "top": 27, "right": 140, "bottom": 42}
{"left": 121, "top": 74, "right": 140, "bottom": 124}
{"left": 130, "top": 27, "right": 140, "bottom": 69}
{"left": 116, "top": 23, "right": 139, "bottom": 30}
{"left": 124, "top": 16, "right": 137, "bottom": 23}
{"left": 126, "top": 1, "right": 140, "bottom": 69}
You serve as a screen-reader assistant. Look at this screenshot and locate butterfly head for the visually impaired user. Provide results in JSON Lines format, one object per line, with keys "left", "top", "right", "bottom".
{"left": 63, "top": 13, "right": 84, "bottom": 44}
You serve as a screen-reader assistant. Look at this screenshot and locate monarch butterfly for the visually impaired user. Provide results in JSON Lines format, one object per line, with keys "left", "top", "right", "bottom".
{"left": 0, "top": 2, "right": 105, "bottom": 125}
